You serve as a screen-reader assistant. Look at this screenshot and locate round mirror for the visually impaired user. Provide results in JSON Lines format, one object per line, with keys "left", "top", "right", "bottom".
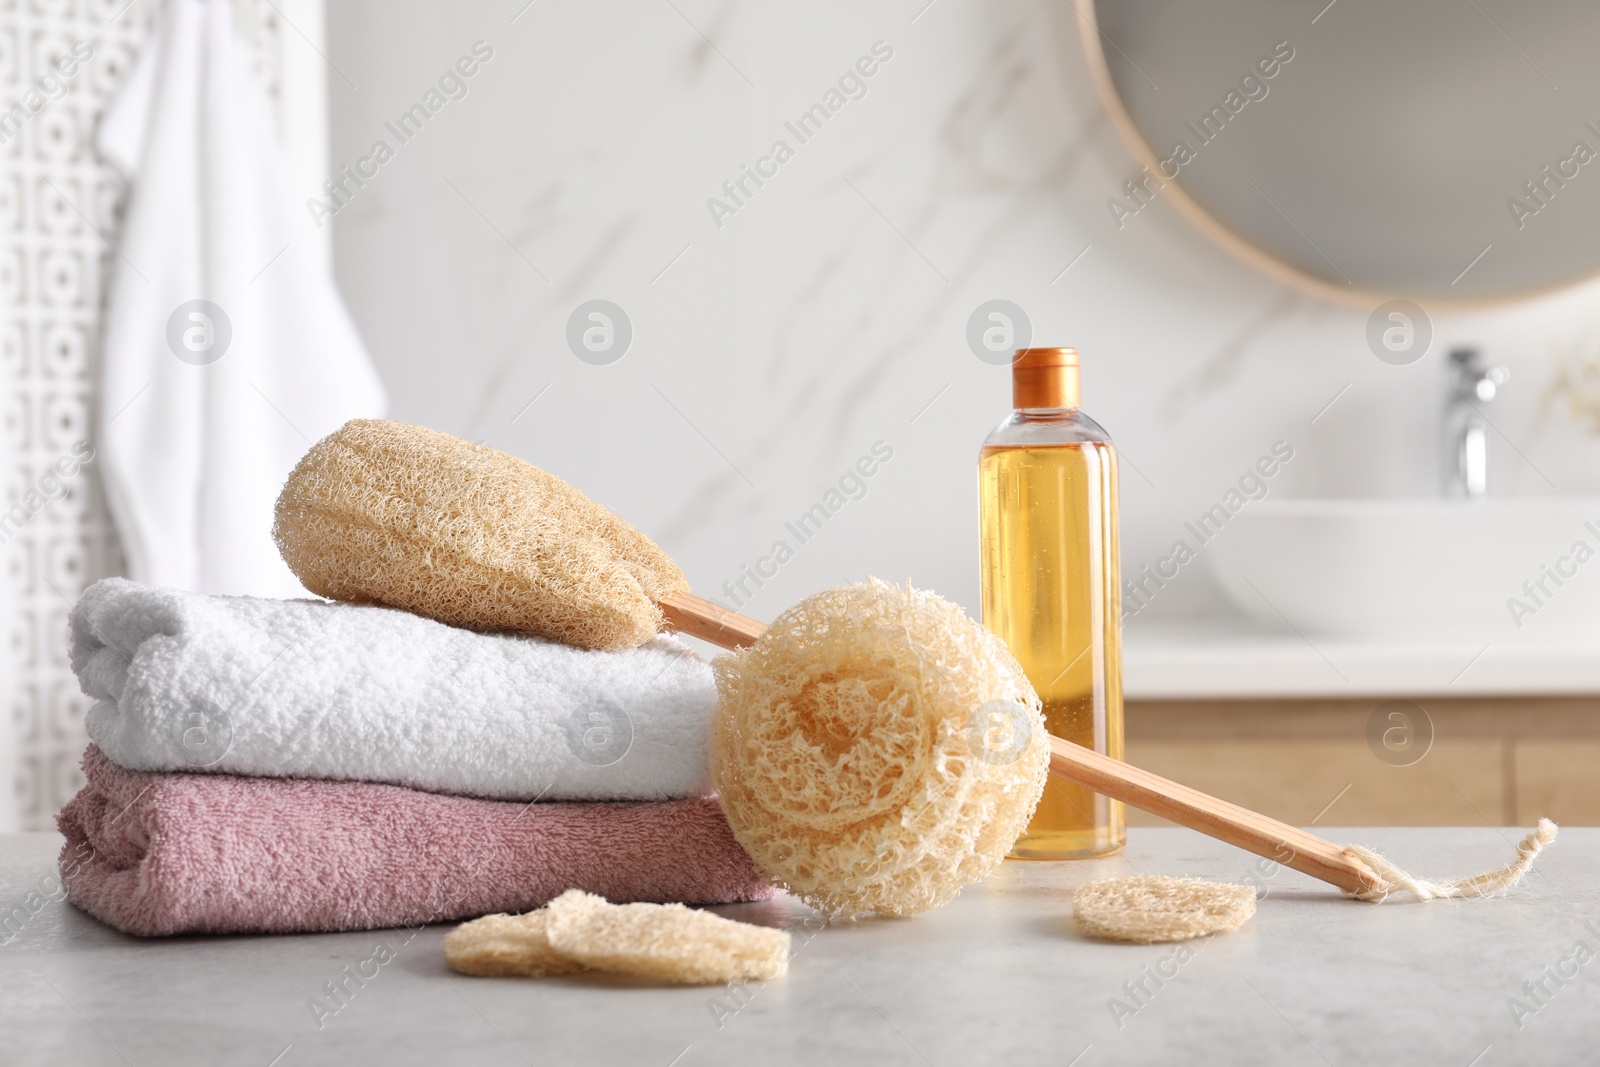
{"left": 1081, "top": 2, "right": 1600, "bottom": 304}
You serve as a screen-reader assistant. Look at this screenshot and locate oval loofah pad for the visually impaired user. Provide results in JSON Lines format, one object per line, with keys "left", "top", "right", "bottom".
{"left": 544, "top": 889, "right": 790, "bottom": 985}
{"left": 1073, "top": 876, "right": 1256, "bottom": 943}
{"left": 444, "top": 911, "right": 587, "bottom": 978}
{"left": 273, "top": 419, "right": 688, "bottom": 651}
{"left": 710, "top": 579, "right": 1049, "bottom": 918}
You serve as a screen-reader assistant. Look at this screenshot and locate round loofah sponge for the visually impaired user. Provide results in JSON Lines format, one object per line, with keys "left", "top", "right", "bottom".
{"left": 710, "top": 579, "right": 1049, "bottom": 918}
{"left": 1073, "top": 876, "right": 1256, "bottom": 943}
{"left": 273, "top": 419, "right": 688, "bottom": 651}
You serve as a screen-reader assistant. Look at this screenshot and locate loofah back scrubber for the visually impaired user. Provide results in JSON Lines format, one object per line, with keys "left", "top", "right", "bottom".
{"left": 273, "top": 419, "right": 688, "bottom": 650}
{"left": 711, "top": 580, "right": 1049, "bottom": 917}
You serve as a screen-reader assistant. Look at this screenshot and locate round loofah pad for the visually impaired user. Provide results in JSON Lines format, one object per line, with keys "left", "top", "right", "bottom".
{"left": 1073, "top": 876, "right": 1256, "bottom": 943}
{"left": 273, "top": 419, "right": 687, "bottom": 651}
{"left": 710, "top": 579, "right": 1049, "bottom": 918}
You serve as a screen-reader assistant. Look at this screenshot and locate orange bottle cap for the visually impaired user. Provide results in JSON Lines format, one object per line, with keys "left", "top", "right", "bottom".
{"left": 1012, "top": 347, "right": 1080, "bottom": 410}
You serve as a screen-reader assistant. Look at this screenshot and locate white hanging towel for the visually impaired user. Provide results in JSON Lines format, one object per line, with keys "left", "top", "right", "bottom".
{"left": 96, "top": 0, "right": 385, "bottom": 598}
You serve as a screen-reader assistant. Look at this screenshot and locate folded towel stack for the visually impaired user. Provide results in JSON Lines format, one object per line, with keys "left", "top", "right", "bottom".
{"left": 58, "top": 579, "right": 775, "bottom": 936}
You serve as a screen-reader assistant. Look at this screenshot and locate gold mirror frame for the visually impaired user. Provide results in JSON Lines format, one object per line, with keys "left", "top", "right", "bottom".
{"left": 1074, "top": 2, "right": 1600, "bottom": 310}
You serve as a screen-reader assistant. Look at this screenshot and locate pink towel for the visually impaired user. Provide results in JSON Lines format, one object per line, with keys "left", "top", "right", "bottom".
{"left": 57, "top": 747, "right": 777, "bottom": 937}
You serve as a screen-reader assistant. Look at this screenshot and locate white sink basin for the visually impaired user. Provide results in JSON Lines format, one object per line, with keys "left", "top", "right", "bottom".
{"left": 1206, "top": 499, "right": 1600, "bottom": 641}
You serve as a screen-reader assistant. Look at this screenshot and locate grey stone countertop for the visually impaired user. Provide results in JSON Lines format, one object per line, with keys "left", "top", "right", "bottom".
{"left": 2, "top": 827, "right": 1596, "bottom": 1066}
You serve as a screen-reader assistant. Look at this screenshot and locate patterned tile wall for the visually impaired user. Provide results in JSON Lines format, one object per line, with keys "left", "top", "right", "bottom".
{"left": 1, "top": 0, "right": 285, "bottom": 829}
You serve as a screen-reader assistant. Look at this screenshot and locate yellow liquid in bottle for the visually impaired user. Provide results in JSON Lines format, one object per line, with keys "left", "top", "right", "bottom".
{"left": 980, "top": 441, "right": 1125, "bottom": 860}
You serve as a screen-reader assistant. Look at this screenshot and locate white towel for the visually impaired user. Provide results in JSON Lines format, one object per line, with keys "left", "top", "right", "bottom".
{"left": 70, "top": 579, "right": 716, "bottom": 802}
{"left": 96, "top": 0, "right": 386, "bottom": 598}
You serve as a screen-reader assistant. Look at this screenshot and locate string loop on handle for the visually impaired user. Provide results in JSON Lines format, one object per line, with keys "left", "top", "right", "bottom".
{"left": 1341, "top": 819, "right": 1559, "bottom": 902}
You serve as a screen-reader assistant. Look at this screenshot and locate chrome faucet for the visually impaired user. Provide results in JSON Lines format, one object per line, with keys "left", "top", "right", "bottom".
{"left": 1445, "top": 347, "right": 1509, "bottom": 498}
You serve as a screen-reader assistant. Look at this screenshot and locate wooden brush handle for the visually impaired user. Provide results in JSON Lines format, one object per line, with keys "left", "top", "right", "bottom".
{"left": 656, "top": 590, "right": 1386, "bottom": 896}
{"left": 657, "top": 591, "right": 768, "bottom": 648}
{"left": 1049, "top": 738, "right": 1384, "bottom": 895}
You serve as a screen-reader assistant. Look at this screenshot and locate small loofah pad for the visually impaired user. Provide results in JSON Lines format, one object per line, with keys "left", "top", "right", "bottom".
{"left": 444, "top": 911, "right": 587, "bottom": 977}
{"left": 273, "top": 419, "right": 687, "bottom": 650}
{"left": 1073, "top": 876, "right": 1256, "bottom": 944}
{"left": 710, "top": 579, "right": 1049, "bottom": 918}
{"left": 543, "top": 890, "right": 790, "bottom": 985}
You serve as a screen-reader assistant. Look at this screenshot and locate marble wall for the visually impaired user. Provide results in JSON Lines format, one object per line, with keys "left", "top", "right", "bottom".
{"left": 324, "top": 0, "right": 1600, "bottom": 629}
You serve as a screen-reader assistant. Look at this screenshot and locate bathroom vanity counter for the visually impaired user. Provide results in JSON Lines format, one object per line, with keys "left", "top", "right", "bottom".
{"left": 1125, "top": 623, "right": 1600, "bottom": 698}
{"left": 3, "top": 827, "right": 1594, "bottom": 1065}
